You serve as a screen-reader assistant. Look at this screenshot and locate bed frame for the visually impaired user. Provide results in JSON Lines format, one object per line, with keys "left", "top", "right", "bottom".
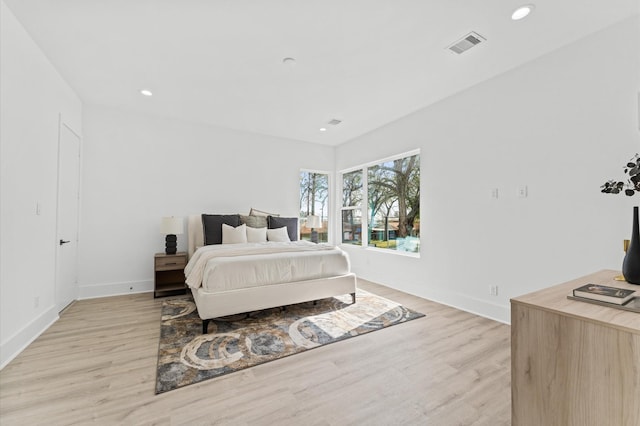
{"left": 187, "top": 215, "right": 357, "bottom": 333}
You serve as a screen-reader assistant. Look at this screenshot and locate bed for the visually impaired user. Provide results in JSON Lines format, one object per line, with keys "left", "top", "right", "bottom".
{"left": 185, "top": 214, "right": 357, "bottom": 333}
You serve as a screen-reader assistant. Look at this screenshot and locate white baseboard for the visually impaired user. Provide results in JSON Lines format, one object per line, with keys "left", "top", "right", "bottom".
{"left": 78, "top": 279, "right": 154, "bottom": 300}
{"left": 360, "top": 275, "right": 511, "bottom": 325}
{"left": 1, "top": 280, "right": 155, "bottom": 370}
{"left": 0, "top": 305, "right": 59, "bottom": 370}
{"left": 402, "top": 289, "right": 510, "bottom": 324}
{"left": 429, "top": 293, "right": 511, "bottom": 325}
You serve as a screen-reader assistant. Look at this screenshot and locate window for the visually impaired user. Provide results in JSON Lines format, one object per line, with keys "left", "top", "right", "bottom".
{"left": 341, "top": 170, "right": 362, "bottom": 245}
{"left": 340, "top": 151, "right": 420, "bottom": 253}
{"left": 299, "top": 171, "right": 329, "bottom": 243}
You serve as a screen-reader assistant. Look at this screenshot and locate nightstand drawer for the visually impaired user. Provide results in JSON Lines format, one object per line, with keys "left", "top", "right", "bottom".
{"left": 155, "top": 254, "right": 187, "bottom": 270}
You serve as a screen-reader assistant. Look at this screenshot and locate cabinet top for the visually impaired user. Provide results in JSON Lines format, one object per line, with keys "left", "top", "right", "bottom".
{"left": 155, "top": 252, "right": 187, "bottom": 258}
{"left": 511, "top": 270, "right": 640, "bottom": 334}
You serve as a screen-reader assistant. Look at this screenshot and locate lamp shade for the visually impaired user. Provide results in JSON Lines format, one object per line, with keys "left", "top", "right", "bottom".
{"left": 160, "top": 216, "right": 183, "bottom": 235}
{"left": 307, "top": 215, "right": 321, "bottom": 229}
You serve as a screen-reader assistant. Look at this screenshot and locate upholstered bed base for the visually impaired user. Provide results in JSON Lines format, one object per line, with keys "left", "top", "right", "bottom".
{"left": 193, "top": 273, "right": 357, "bottom": 333}
{"left": 186, "top": 213, "right": 357, "bottom": 333}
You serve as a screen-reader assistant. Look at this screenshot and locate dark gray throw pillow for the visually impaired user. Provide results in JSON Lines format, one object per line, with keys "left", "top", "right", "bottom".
{"left": 202, "top": 214, "right": 240, "bottom": 245}
{"left": 267, "top": 216, "right": 298, "bottom": 241}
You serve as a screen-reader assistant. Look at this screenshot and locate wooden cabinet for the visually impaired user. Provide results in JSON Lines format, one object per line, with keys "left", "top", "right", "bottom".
{"left": 511, "top": 270, "right": 640, "bottom": 426}
{"left": 154, "top": 252, "right": 187, "bottom": 298}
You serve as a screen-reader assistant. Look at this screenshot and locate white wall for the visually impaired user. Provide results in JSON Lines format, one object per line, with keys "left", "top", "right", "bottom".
{"left": 2, "top": 3, "right": 637, "bottom": 371}
{"left": 336, "top": 15, "right": 640, "bottom": 323}
{"left": 0, "top": 1, "right": 83, "bottom": 367}
{"left": 78, "top": 105, "right": 335, "bottom": 297}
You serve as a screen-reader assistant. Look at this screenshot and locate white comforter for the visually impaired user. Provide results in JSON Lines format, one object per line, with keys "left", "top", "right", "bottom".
{"left": 185, "top": 241, "right": 351, "bottom": 291}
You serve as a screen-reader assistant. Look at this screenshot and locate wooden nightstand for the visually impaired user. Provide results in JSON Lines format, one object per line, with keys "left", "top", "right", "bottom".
{"left": 154, "top": 252, "right": 188, "bottom": 298}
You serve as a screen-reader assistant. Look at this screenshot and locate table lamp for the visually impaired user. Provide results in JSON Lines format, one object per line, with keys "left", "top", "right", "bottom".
{"left": 307, "top": 215, "right": 321, "bottom": 243}
{"left": 160, "top": 216, "right": 183, "bottom": 254}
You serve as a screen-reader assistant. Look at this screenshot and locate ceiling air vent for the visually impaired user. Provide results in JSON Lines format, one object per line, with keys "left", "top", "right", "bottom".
{"left": 447, "top": 32, "right": 486, "bottom": 54}
{"left": 328, "top": 119, "right": 342, "bottom": 126}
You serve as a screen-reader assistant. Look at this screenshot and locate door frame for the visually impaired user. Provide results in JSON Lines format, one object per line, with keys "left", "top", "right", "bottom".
{"left": 54, "top": 116, "right": 82, "bottom": 312}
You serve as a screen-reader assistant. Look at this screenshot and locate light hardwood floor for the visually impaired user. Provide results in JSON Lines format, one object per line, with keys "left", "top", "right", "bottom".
{"left": 0, "top": 280, "right": 511, "bottom": 425}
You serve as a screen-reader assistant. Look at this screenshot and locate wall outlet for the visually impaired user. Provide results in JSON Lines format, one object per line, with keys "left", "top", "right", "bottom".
{"left": 490, "top": 285, "right": 499, "bottom": 296}
{"left": 517, "top": 186, "right": 528, "bottom": 198}
{"left": 491, "top": 188, "right": 499, "bottom": 199}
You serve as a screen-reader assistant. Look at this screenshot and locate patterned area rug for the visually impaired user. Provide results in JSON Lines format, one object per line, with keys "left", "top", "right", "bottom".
{"left": 155, "top": 289, "right": 425, "bottom": 394}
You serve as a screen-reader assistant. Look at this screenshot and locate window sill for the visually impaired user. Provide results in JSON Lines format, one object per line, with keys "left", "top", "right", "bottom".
{"left": 339, "top": 243, "right": 420, "bottom": 258}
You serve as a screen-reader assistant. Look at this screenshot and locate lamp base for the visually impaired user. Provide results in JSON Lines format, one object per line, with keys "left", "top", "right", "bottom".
{"left": 311, "top": 229, "right": 318, "bottom": 244}
{"left": 165, "top": 234, "right": 177, "bottom": 254}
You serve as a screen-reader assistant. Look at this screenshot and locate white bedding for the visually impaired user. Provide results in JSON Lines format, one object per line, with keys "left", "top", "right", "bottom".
{"left": 185, "top": 241, "right": 351, "bottom": 292}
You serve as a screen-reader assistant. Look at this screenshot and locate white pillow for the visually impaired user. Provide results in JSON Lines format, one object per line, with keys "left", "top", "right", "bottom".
{"left": 246, "top": 226, "right": 267, "bottom": 243}
{"left": 222, "top": 223, "right": 247, "bottom": 244}
{"left": 267, "top": 226, "right": 290, "bottom": 242}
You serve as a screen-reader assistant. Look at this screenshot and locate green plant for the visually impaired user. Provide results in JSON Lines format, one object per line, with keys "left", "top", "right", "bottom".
{"left": 370, "top": 240, "right": 397, "bottom": 249}
{"left": 601, "top": 154, "right": 640, "bottom": 196}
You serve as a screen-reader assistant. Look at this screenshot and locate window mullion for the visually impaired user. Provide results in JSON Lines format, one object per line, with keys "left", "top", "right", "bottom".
{"left": 361, "top": 166, "right": 368, "bottom": 248}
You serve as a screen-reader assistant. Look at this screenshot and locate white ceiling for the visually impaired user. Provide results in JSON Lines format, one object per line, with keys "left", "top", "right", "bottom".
{"left": 4, "top": 0, "right": 639, "bottom": 146}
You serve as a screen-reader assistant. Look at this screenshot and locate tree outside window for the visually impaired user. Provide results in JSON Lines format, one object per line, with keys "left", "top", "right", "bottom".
{"left": 341, "top": 170, "right": 362, "bottom": 245}
{"left": 299, "top": 171, "right": 329, "bottom": 243}
{"left": 341, "top": 152, "right": 420, "bottom": 253}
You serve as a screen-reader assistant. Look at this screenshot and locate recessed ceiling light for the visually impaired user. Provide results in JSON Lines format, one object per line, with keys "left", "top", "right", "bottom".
{"left": 512, "top": 4, "right": 535, "bottom": 20}
{"left": 140, "top": 89, "right": 153, "bottom": 96}
{"left": 282, "top": 57, "right": 296, "bottom": 66}
{"left": 319, "top": 127, "right": 327, "bottom": 132}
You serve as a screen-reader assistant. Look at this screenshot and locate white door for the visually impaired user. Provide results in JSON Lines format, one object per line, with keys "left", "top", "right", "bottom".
{"left": 55, "top": 122, "right": 81, "bottom": 312}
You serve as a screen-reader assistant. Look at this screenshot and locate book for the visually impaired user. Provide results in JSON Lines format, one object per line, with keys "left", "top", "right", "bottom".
{"left": 572, "top": 283, "right": 636, "bottom": 305}
{"left": 567, "top": 295, "right": 640, "bottom": 313}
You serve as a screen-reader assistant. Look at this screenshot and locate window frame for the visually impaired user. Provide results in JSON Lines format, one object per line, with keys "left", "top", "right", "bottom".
{"left": 338, "top": 149, "right": 420, "bottom": 257}
{"left": 339, "top": 169, "right": 364, "bottom": 246}
{"left": 299, "top": 169, "right": 332, "bottom": 244}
